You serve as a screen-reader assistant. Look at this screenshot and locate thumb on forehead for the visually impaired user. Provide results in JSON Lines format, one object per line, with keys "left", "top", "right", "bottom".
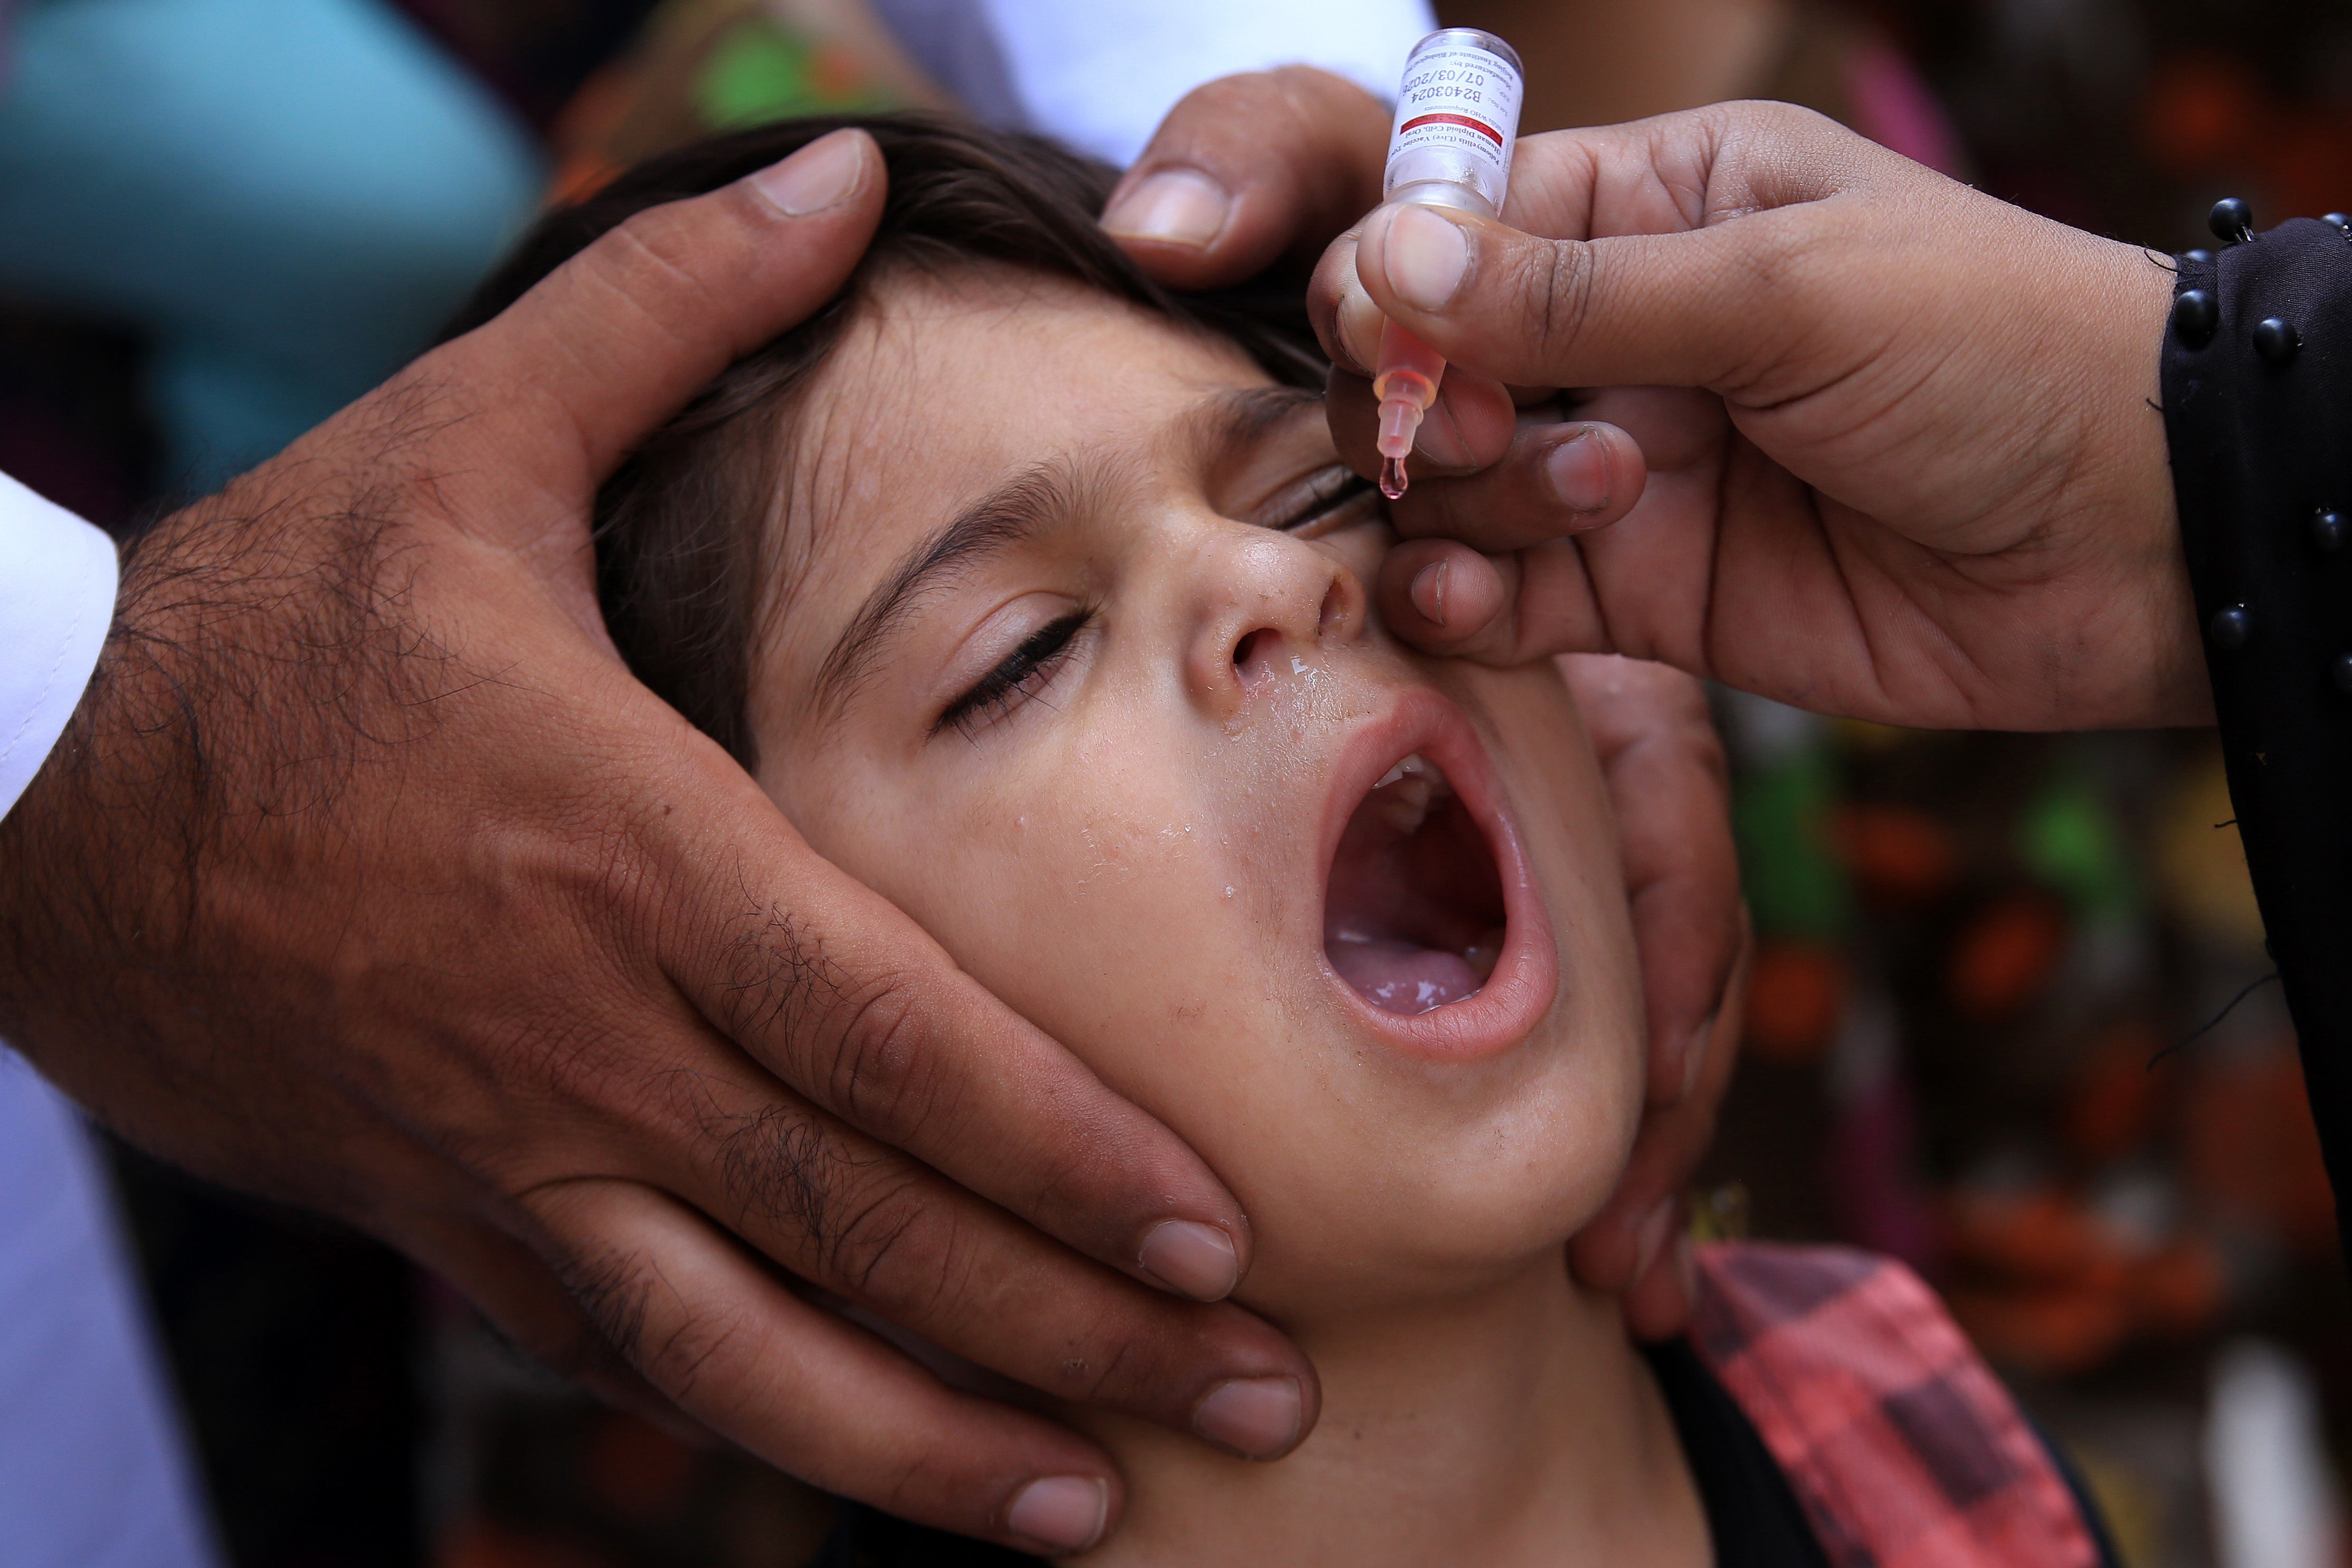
{"left": 426, "top": 128, "right": 888, "bottom": 524}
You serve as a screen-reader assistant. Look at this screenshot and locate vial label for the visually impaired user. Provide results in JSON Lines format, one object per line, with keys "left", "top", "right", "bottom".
{"left": 1384, "top": 35, "right": 1523, "bottom": 213}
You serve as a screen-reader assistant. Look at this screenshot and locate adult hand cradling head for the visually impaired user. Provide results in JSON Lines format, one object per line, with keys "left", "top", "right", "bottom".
{"left": 1312, "top": 99, "right": 2199, "bottom": 735}
{"left": 0, "top": 129, "right": 1312, "bottom": 1556}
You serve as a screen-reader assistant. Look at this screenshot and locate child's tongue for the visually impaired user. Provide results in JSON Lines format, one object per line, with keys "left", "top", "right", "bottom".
{"left": 1323, "top": 752, "right": 1507, "bottom": 1018}
{"left": 1325, "top": 938, "right": 1483, "bottom": 1016}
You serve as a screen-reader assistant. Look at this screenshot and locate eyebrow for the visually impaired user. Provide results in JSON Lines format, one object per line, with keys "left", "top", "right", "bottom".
{"left": 811, "top": 463, "right": 1084, "bottom": 724}
{"left": 809, "top": 383, "right": 1325, "bottom": 724}
{"left": 1194, "top": 384, "right": 1322, "bottom": 455}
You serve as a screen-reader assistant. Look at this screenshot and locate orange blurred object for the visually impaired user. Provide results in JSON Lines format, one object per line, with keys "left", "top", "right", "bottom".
{"left": 2064, "top": 1023, "right": 2167, "bottom": 1164}
{"left": 1943, "top": 1185, "right": 2227, "bottom": 1374}
{"left": 1947, "top": 891, "right": 2069, "bottom": 1021}
{"left": 2184, "top": 1042, "right": 2337, "bottom": 1253}
{"left": 1948, "top": 1187, "right": 2126, "bottom": 1291}
{"left": 2142, "top": 53, "right": 2263, "bottom": 172}
{"left": 2132, "top": 1239, "right": 2226, "bottom": 1338}
{"left": 1835, "top": 804, "right": 1959, "bottom": 908}
{"left": 1743, "top": 940, "right": 1848, "bottom": 1066}
{"left": 2257, "top": 115, "right": 2352, "bottom": 237}
{"left": 1947, "top": 1280, "right": 2130, "bottom": 1377}
{"left": 2142, "top": 52, "right": 2352, "bottom": 224}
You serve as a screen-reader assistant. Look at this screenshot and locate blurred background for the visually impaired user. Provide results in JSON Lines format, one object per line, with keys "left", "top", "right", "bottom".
{"left": 5, "top": 0, "right": 2349, "bottom": 1563}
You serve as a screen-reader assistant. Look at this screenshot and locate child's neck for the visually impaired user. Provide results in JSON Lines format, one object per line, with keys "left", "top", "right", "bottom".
{"left": 1069, "top": 1257, "right": 1710, "bottom": 1567}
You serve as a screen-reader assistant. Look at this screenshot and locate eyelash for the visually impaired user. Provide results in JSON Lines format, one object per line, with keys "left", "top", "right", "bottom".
{"left": 934, "top": 609, "right": 1094, "bottom": 739}
{"left": 1269, "top": 468, "right": 1378, "bottom": 534}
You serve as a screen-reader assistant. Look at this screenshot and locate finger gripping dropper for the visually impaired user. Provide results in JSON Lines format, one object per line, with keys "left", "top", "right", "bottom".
{"left": 1373, "top": 27, "right": 1524, "bottom": 499}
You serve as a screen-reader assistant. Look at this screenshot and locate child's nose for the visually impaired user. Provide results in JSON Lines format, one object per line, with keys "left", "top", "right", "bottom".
{"left": 1187, "top": 531, "right": 1368, "bottom": 713}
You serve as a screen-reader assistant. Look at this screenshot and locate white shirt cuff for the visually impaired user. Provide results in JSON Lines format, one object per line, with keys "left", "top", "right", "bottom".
{"left": 0, "top": 474, "right": 118, "bottom": 821}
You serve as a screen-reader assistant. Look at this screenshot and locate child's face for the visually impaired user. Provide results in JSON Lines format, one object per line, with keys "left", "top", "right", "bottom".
{"left": 749, "top": 268, "right": 1644, "bottom": 1316}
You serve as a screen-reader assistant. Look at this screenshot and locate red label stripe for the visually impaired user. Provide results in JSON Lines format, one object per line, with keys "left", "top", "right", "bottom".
{"left": 1400, "top": 111, "right": 1503, "bottom": 147}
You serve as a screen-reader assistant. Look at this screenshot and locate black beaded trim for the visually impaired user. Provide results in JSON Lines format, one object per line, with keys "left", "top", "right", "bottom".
{"left": 2163, "top": 203, "right": 2352, "bottom": 1256}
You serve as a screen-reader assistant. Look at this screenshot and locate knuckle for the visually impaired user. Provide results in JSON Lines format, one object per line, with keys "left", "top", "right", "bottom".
{"left": 1164, "top": 69, "right": 1278, "bottom": 135}
{"left": 587, "top": 206, "right": 729, "bottom": 339}
{"left": 820, "top": 969, "right": 965, "bottom": 1143}
{"left": 640, "top": 1301, "right": 752, "bottom": 1402}
{"left": 552, "top": 1245, "right": 657, "bottom": 1374}
{"left": 1533, "top": 238, "right": 1596, "bottom": 365}
{"left": 1267, "top": 63, "right": 1376, "bottom": 130}
{"left": 702, "top": 1094, "right": 970, "bottom": 1315}
{"left": 554, "top": 1239, "right": 751, "bottom": 1404}
{"left": 725, "top": 905, "right": 922, "bottom": 1088}
{"left": 1060, "top": 1323, "right": 1140, "bottom": 1404}
{"left": 823, "top": 1165, "right": 955, "bottom": 1303}
{"left": 710, "top": 1097, "right": 857, "bottom": 1244}
{"left": 709, "top": 893, "right": 968, "bottom": 1141}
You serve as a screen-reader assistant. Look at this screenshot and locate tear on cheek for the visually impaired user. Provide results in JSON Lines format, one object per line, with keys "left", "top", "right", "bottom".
{"left": 1323, "top": 754, "right": 1507, "bottom": 1016}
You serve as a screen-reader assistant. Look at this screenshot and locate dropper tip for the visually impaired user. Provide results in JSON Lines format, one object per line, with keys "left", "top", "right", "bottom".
{"left": 1376, "top": 396, "right": 1423, "bottom": 499}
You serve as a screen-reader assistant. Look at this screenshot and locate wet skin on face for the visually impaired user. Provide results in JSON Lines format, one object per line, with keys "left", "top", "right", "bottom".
{"left": 746, "top": 266, "right": 1647, "bottom": 1320}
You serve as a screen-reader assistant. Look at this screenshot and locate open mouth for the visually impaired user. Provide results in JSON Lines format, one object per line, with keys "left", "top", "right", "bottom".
{"left": 1324, "top": 751, "right": 1510, "bottom": 1016}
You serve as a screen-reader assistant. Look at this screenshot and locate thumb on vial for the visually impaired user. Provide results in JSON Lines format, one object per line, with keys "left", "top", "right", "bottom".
{"left": 1361, "top": 203, "right": 1476, "bottom": 316}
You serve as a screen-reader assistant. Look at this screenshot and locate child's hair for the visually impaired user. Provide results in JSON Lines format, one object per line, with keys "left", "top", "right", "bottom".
{"left": 447, "top": 115, "right": 1327, "bottom": 771}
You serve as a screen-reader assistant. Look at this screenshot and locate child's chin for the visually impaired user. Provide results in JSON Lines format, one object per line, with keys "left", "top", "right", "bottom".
{"left": 1233, "top": 1183, "right": 1613, "bottom": 1314}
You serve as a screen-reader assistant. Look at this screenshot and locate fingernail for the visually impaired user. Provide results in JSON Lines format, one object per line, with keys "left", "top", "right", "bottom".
{"left": 749, "top": 128, "right": 869, "bottom": 216}
{"left": 1414, "top": 398, "right": 1475, "bottom": 467}
{"left": 1336, "top": 288, "right": 1386, "bottom": 373}
{"left": 1008, "top": 1475, "right": 1109, "bottom": 1553}
{"left": 1193, "top": 1376, "right": 1304, "bottom": 1458}
{"left": 1544, "top": 427, "right": 1613, "bottom": 515}
{"left": 1410, "top": 559, "right": 1449, "bottom": 627}
{"left": 1381, "top": 204, "right": 1472, "bottom": 314}
{"left": 1102, "top": 167, "right": 1233, "bottom": 249}
{"left": 1139, "top": 1219, "right": 1239, "bottom": 1301}
{"left": 1632, "top": 1196, "right": 1676, "bottom": 1286}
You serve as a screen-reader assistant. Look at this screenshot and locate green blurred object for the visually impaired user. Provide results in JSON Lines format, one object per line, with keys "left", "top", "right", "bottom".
{"left": 2019, "top": 765, "right": 2138, "bottom": 923}
{"left": 695, "top": 16, "right": 894, "bottom": 130}
{"left": 1733, "top": 746, "right": 1852, "bottom": 940}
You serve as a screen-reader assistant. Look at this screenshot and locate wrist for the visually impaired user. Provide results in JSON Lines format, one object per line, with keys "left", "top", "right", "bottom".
{"left": 2018, "top": 230, "right": 2206, "bottom": 729}
{"left": 2085, "top": 236, "right": 2209, "bottom": 727}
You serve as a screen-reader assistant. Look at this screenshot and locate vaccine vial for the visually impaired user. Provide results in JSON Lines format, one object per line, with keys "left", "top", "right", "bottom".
{"left": 1372, "top": 28, "right": 1525, "bottom": 499}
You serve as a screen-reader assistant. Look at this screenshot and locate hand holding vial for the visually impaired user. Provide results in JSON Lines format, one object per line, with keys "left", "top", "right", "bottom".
{"left": 1373, "top": 29, "right": 1525, "bottom": 498}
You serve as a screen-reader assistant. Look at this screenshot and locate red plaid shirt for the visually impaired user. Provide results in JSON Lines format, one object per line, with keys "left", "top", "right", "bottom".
{"left": 1690, "top": 1243, "right": 2100, "bottom": 1568}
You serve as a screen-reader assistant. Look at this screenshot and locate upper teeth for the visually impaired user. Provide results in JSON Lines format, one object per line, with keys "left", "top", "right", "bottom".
{"left": 1373, "top": 753, "right": 1450, "bottom": 835}
{"left": 1375, "top": 753, "right": 1446, "bottom": 791}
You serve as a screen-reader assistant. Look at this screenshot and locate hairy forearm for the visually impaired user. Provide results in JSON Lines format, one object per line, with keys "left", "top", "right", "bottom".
{"left": 0, "top": 487, "right": 426, "bottom": 1176}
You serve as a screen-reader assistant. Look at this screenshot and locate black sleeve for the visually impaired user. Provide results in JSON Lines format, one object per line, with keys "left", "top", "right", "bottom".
{"left": 1643, "top": 1338, "right": 1832, "bottom": 1568}
{"left": 2161, "top": 208, "right": 2352, "bottom": 1265}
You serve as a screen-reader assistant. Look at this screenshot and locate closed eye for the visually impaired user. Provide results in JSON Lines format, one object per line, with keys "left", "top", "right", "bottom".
{"left": 1257, "top": 465, "right": 1380, "bottom": 537}
{"left": 934, "top": 609, "right": 1094, "bottom": 740}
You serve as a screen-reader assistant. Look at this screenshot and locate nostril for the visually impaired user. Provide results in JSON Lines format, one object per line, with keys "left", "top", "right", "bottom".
{"left": 1234, "top": 627, "right": 1277, "bottom": 689}
{"left": 1317, "top": 579, "right": 1349, "bottom": 636}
